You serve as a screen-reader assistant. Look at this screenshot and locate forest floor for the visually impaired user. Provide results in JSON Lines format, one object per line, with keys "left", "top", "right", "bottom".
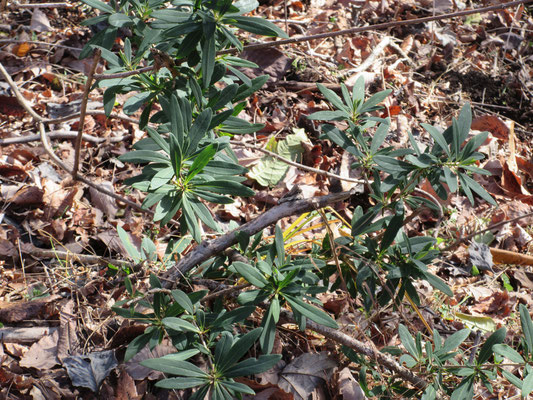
{"left": 0, "top": 0, "right": 532, "bottom": 399}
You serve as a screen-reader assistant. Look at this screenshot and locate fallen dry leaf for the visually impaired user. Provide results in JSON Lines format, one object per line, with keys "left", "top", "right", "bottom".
{"left": 471, "top": 115, "right": 509, "bottom": 141}
{"left": 19, "top": 329, "right": 59, "bottom": 369}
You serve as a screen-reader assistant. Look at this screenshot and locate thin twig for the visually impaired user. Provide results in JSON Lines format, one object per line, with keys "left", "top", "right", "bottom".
{"left": 0, "top": 39, "right": 81, "bottom": 51}
{"left": 73, "top": 49, "right": 101, "bottom": 178}
{"left": 94, "top": 66, "right": 154, "bottom": 81}
{"left": 0, "top": 60, "right": 149, "bottom": 214}
{"left": 230, "top": 140, "right": 365, "bottom": 184}
{"left": 47, "top": 110, "right": 140, "bottom": 125}
{"left": 230, "top": 140, "right": 444, "bottom": 220}
{"left": 443, "top": 209, "right": 533, "bottom": 252}
{"left": 0, "top": 131, "right": 131, "bottom": 145}
{"left": 15, "top": 245, "right": 131, "bottom": 267}
{"left": 280, "top": 309, "right": 428, "bottom": 391}
{"left": 10, "top": 2, "right": 73, "bottom": 7}
{"left": 202, "top": 283, "right": 250, "bottom": 302}
{"left": 219, "top": 0, "right": 532, "bottom": 54}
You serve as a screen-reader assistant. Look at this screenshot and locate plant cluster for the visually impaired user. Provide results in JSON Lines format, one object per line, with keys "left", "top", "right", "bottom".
{"left": 79, "top": 0, "right": 529, "bottom": 398}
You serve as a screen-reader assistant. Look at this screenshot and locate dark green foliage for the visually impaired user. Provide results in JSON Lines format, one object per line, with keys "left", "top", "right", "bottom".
{"left": 79, "top": 0, "right": 523, "bottom": 398}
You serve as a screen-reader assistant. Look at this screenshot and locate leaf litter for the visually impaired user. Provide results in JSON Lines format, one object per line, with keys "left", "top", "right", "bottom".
{"left": 0, "top": 0, "right": 532, "bottom": 398}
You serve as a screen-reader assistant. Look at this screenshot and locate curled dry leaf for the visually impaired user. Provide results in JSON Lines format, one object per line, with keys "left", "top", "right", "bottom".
{"left": 338, "top": 367, "right": 367, "bottom": 400}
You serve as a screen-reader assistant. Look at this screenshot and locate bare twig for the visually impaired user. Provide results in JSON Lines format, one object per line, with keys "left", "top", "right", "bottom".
{"left": 9, "top": 2, "right": 73, "bottom": 8}
{"left": 202, "top": 283, "right": 251, "bottom": 302}
{"left": 48, "top": 110, "right": 140, "bottom": 125}
{"left": 0, "top": 60, "right": 149, "bottom": 214}
{"left": 231, "top": 140, "right": 365, "bottom": 185}
{"left": 73, "top": 49, "right": 101, "bottom": 178}
{"left": 0, "top": 131, "right": 131, "bottom": 145}
{"left": 161, "top": 189, "right": 356, "bottom": 288}
{"left": 0, "top": 39, "right": 81, "bottom": 51}
{"left": 230, "top": 140, "right": 444, "bottom": 220}
{"left": 15, "top": 244, "right": 130, "bottom": 267}
{"left": 443, "top": 209, "right": 533, "bottom": 252}
{"left": 219, "top": 0, "right": 533, "bottom": 54}
{"left": 266, "top": 80, "right": 342, "bottom": 92}
{"left": 94, "top": 66, "right": 155, "bottom": 81}
{"left": 280, "top": 309, "right": 428, "bottom": 391}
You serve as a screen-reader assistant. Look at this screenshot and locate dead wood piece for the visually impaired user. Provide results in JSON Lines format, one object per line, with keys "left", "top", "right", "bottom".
{"left": 0, "top": 131, "right": 131, "bottom": 145}
{"left": 0, "top": 327, "right": 59, "bottom": 343}
{"left": 490, "top": 247, "right": 533, "bottom": 266}
{"left": 161, "top": 190, "right": 355, "bottom": 288}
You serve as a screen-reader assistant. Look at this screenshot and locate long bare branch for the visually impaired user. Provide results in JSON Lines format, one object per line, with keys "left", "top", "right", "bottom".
{"left": 281, "top": 310, "right": 429, "bottom": 391}
{"left": 161, "top": 189, "right": 355, "bottom": 288}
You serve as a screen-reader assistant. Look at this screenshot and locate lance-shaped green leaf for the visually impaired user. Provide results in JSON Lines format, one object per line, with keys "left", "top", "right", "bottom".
{"left": 162, "top": 317, "right": 200, "bottom": 333}
{"left": 202, "top": 36, "right": 215, "bottom": 88}
{"left": 181, "top": 195, "right": 201, "bottom": 242}
{"left": 188, "top": 195, "right": 219, "bottom": 231}
{"left": 284, "top": 294, "right": 337, "bottom": 328}
{"left": 187, "top": 108, "right": 213, "bottom": 155}
{"left": 141, "top": 358, "right": 208, "bottom": 377}
{"left": 459, "top": 173, "right": 496, "bottom": 205}
{"left": 80, "top": 0, "right": 114, "bottom": 13}
{"left": 169, "top": 94, "right": 185, "bottom": 146}
{"left": 119, "top": 150, "right": 170, "bottom": 164}
{"left": 155, "top": 377, "right": 208, "bottom": 390}
{"left": 232, "top": 261, "right": 268, "bottom": 288}
{"left": 186, "top": 143, "right": 218, "bottom": 182}
{"left": 477, "top": 327, "right": 506, "bottom": 365}
{"left": 146, "top": 126, "right": 170, "bottom": 154}
{"left": 493, "top": 344, "right": 525, "bottom": 364}
{"left": 380, "top": 201, "right": 404, "bottom": 251}
{"left": 370, "top": 119, "right": 390, "bottom": 154}
{"left": 422, "top": 123, "right": 450, "bottom": 156}
{"left": 423, "top": 272, "right": 453, "bottom": 297}
{"left": 224, "top": 354, "right": 282, "bottom": 378}
{"left": 520, "top": 304, "right": 533, "bottom": 352}
{"left": 194, "top": 180, "right": 254, "bottom": 197}
{"left": 217, "top": 328, "right": 263, "bottom": 372}
{"left": 321, "top": 124, "right": 361, "bottom": 157}
{"left": 108, "top": 13, "right": 134, "bottom": 27}
{"left": 274, "top": 225, "right": 285, "bottom": 265}
{"left": 171, "top": 290, "right": 194, "bottom": 314}
{"left": 357, "top": 89, "right": 392, "bottom": 116}
{"left": 259, "top": 305, "right": 277, "bottom": 353}
{"left": 226, "top": 15, "right": 288, "bottom": 38}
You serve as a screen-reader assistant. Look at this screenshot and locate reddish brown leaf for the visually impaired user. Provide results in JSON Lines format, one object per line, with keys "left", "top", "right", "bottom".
{"left": 471, "top": 291, "right": 510, "bottom": 317}
{"left": 502, "top": 161, "right": 523, "bottom": 195}
{"left": 0, "top": 164, "right": 28, "bottom": 178}
{"left": 9, "top": 185, "right": 44, "bottom": 205}
{"left": 9, "top": 149, "right": 39, "bottom": 164}
{"left": 516, "top": 156, "right": 533, "bottom": 180}
{"left": 116, "top": 368, "right": 139, "bottom": 400}
{"left": 13, "top": 42, "right": 31, "bottom": 57}
{"left": 381, "top": 105, "right": 401, "bottom": 117}
{"left": 471, "top": 115, "right": 509, "bottom": 141}
{"left": 0, "top": 95, "right": 26, "bottom": 116}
